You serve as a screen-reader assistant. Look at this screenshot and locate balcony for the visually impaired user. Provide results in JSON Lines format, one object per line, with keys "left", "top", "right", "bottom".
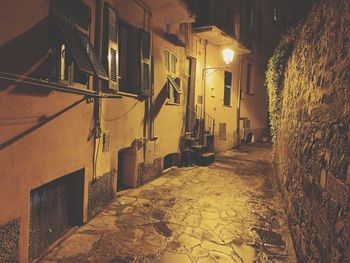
{"left": 191, "top": 0, "right": 251, "bottom": 53}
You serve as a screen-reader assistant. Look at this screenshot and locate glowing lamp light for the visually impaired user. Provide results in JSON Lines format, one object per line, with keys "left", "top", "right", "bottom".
{"left": 222, "top": 48, "right": 234, "bottom": 64}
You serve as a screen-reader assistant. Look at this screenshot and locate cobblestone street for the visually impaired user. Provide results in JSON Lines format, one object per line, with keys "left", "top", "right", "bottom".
{"left": 41, "top": 144, "right": 296, "bottom": 263}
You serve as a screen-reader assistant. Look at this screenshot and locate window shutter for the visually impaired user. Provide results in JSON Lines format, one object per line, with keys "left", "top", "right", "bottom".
{"left": 105, "top": 6, "right": 119, "bottom": 90}
{"left": 54, "top": 17, "right": 94, "bottom": 76}
{"left": 76, "top": 30, "right": 109, "bottom": 80}
{"left": 128, "top": 27, "right": 141, "bottom": 94}
{"left": 139, "top": 29, "right": 151, "bottom": 98}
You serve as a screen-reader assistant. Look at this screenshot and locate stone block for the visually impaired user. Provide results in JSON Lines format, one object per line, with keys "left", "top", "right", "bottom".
{"left": 325, "top": 150, "right": 331, "bottom": 168}
{"left": 312, "top": 162, "right": 321, "bottom": 181}
{"left": 320, "top": 169, "right": 327, "bottom": 189}
{"left": 326, "top": 173, "right": 349, "bottom": 208}
{"left": 315, "top": 130, "right": 323, "bottom": 140}
{"left": 312, "top": 213, "right": 331, "bottom": 249}
{"left": 0, "top": 218, "right": 20, "bottom": 263}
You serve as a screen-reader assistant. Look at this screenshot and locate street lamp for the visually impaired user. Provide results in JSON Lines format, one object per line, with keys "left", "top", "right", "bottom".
{"left": 203, "top": 48, "right": 235, "bottom": 72}
{"left": 222, "top": 48, "right": 235, "bottom": 65}
{"left": 200, "top": 46, "right": 235, "bottom": 150}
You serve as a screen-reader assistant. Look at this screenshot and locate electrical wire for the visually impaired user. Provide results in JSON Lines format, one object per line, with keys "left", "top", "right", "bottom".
{"left": 0, "top": 71, "right": 122, "bottom": 99}
{"left": 102, "top": 100, "right": 140, "bottom": 122}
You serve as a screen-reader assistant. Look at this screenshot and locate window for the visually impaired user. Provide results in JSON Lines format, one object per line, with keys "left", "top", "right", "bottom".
{"left": 50, "top": 0, "right": 108, "bottom": 88}
{"left": 246, "top": 63, "right": 253, "bottom": 94}
{"left": 109, "top": 17, "right": 151, "bottom": 97}
{"left": 104, "top": 5, "right": 119, "bottom": 90}
{"left": 224, "top": 71, "right": 232, "bottom": 106}
{"left": 167, "top": 76, "right": 182, "bottom": 104}
{"left": 140, "top": 29, "right": 151, "bottom": 97}
{"left": 164, "top": 50, "right": 177, "bottom": 75}
{"left": 164, "top": 50, "right": 181, "bottom": 104}
{"left": 118, "top": 21, "right": 140, "bottom": 94}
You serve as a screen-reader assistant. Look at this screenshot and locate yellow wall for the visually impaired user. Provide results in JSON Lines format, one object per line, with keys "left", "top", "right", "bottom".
{"left": 0, "top": 0, "right": 279, "bottom": 261}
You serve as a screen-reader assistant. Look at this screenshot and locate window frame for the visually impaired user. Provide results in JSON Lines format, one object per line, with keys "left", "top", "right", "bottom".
{"left": 139, "top": 29, "right": 152, "bottom": 98}
{"left": 50, "top": 1, "right": 108, "bottom": 89}
{"left": 164, "top": 49, "right": 181, "bottom": 105}
{"left": 52, "top": 22, "right": 91, "bottom": 89}
{"left": 223, "top": 71, "right": 232, "bottom": 106}
{"left": 246, "top": 62, "right": 254, "bottom": 95}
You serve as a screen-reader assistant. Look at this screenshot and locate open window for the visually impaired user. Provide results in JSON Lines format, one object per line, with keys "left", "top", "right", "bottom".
{"left": 103, "top": 3, "right": 153, "bottom": 97}
{"left": 164, "top": 49, "right": 182, "bottom": 104}
{"left": 50, "top": 0, "right": 108, "bottom": 88}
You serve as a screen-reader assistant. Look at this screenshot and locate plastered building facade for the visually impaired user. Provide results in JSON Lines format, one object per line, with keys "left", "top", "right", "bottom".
{"left": 0, "top": 0, "right": 280, "bottom": 261}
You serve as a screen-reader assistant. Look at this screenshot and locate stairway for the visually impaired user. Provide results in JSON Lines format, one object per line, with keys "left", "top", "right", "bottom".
{"left": 182, "top": 105, "right": 215, "bottom": 166}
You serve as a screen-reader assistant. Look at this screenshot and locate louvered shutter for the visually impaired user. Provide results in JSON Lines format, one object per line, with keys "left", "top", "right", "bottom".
{"left": 139, "top": 29, "right": 151, "bottom": 98}
{"left": 54, "top": 17, "right": 94, "bottom": 76}
{"left": 76, "top": 30, "right": 109, "bottom": 80}
{"left": 105, "top": 6, "right": 119, "bottom": 90}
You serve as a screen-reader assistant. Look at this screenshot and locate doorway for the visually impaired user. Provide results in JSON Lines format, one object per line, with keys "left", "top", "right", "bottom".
{"left": 185, "top": 56, "right": 196, "bottom": 133}
{"left": 117, "top": 147, "right": 138, "bottom": 191}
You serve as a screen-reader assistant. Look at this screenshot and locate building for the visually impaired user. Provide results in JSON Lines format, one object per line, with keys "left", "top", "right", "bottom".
{"left": 0, "top": 0, "right": 283, "bottom": 261}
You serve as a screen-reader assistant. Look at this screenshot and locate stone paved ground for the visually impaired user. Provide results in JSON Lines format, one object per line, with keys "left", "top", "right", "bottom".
{"left": 41, "top": 143, "right": 296, "bottom": 263}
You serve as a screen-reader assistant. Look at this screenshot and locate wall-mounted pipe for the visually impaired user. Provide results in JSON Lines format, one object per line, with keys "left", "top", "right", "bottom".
{"left": 0, "top": 71, "right": 122, "bottom": 99}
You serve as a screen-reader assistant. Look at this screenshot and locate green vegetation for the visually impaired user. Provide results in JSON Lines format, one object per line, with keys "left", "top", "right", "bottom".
{"left": 265, "top": 41, "right": 294, "bottom": 146}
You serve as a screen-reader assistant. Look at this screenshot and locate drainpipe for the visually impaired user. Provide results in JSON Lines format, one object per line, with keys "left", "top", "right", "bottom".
{"left": 236, "top": 55, "right": 242, "bottom": 149}
{"left": 202, "top": 40, "right": 208, "bottom": 145}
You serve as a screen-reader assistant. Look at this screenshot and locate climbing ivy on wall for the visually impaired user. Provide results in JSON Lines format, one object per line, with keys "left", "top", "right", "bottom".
{"left": 265, "top": 41, "right": 294, "bottom": 146}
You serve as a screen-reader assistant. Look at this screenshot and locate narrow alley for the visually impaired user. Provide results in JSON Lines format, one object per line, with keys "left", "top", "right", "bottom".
{"left": 41, "top": 144, "right": 295, "bottom": 263}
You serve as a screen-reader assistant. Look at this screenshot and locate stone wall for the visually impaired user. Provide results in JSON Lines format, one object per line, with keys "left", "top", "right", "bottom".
{"left": 0, "top": 219, "right": 20, "bottom": 262}
{"left": 139, "top": 158, "right": 163, "bottom": 185}
{"left": 272, "top": 0, "right": 350, "bottom": 262}
{"left": 88, "top": 171, "right": 116, "bottom": 219}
